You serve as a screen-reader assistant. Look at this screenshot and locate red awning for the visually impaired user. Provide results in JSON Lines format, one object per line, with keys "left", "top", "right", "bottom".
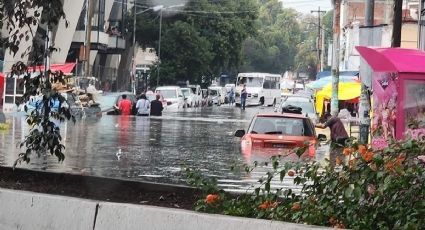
{"left": 29, "top": 63, "right": 76, "bottom": 74}
{"left": 356, "top": 46, "right": 425, "bottom": 73}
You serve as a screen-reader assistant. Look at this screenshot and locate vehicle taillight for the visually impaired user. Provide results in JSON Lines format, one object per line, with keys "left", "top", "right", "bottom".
{"left": 241, "top": 140, "right": 252, "bottom": 147}
{"left": 308, "top": 140, "right": 316, "bottom": 157}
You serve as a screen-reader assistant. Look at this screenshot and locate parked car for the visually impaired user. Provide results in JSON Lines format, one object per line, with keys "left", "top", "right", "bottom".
{"left": 188, "top": 84, "right": 202, "bottom": 107}
{"left": 278, "top": 96, "right": 318, "bottom": 124}
{"left": 235, "top": 111, "right": 325, "bottom": 157}
{"left": 208, "top": 86, "right": 226, "bottom": 106}
{"left": 155, "top": 86, "right": 185, "bottom": 109}
{"left": 181, "top": 87, "right": 196, "bottom": 108}
{"left": 98, "top": 92, "right": 137, "bottom": 115}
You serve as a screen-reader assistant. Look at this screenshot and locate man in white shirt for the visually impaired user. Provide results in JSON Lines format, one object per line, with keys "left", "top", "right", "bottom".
{"left": 136, "top": 94, "right": 150, "bottom": 116}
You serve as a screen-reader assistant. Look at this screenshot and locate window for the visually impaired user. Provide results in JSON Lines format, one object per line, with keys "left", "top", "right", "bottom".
{"left": 5, "top": 78, "right": 15, "bottom": 94}
{"left": 263, "top": 77, "right": 279, "bottom": 89}
{"left": 238, "top": 77, "right": 263, "bottom": 87}
{"left": 250, "top": 117, "right": 313, "bottom": 136}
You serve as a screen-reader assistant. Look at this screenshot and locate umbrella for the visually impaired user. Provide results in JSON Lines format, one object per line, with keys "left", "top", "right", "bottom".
{"left": 306, "top": 75, "right": 359, "bottom": 90}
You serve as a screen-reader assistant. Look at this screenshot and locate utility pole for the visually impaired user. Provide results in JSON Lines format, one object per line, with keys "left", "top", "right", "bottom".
{"left": 331, "top": 0, "right": 341, "bottom": 117}
{"left": 358, "top": 0, "right": 374, "bottom": 144}
{"left": 84, "top": 0, "right": 94, "bottom": 79}
{"left": 392, "top": 0, "right": 403, "bottom": 47}
{"left": 132, "top": 4, "right": 137, "bottom": 94}
{"left": 418, "top": 0, "right": 425, "bottom": 50}
{"left": 44, "top": 26, "right": 52, "bottom": 81}
{"left": 156, "top": 9, "right": 163, "bottom": 87}
{"left": 311, "top": 7, "right": 326, "bottom": 71}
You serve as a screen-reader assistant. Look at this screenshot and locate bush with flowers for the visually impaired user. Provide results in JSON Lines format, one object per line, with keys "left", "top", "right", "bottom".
{"left": 185, "top": 139, "right": 425, "bottom": 229}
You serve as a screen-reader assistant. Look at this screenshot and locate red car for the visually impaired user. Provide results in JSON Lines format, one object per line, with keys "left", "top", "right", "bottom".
{"left": 235, "top": 112, "right": 325, "bottom": 160}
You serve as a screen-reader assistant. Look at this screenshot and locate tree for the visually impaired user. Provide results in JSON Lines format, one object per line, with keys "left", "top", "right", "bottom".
{"left": 132, "top": 0, "right": 258, "bottom": 84}
{"left": 241, "top": 1, "right": 301, "bottom": 74}
{"left": 149, "top": 21, "right": 213, "bottom": 85}
{"left": 1, "top": 0, "right": 72, "bottom": 165}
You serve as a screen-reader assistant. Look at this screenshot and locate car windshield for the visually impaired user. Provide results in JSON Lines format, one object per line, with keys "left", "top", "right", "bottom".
{"left": 282, "top": 99, "right": 315, "bottom": 114}
{"left": 209, "top": 90, "right": 218, "bottom": 96}
{"left": 250, "top": 117, "right": 313, "bottom": 136}
{"left": 157, "top": 90, "right": 177, "bottom": 98}
{"left": 181, "top": 89, "right": 190, "bottom": 96}
{"left": 97, "top": 94, "right": 119, "bottom": 110}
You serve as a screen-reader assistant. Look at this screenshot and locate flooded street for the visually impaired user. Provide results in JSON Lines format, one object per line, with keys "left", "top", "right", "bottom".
{"left": 0, "top": 106, "right": 329, "bottom": 193}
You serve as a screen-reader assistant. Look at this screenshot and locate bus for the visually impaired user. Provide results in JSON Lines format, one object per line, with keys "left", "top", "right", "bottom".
{"left": 235, "top": 72, "right": 281, "bottom": 106}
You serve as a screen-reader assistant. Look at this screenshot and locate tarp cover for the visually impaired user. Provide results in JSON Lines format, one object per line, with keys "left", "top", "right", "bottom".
{"left": 315, "top": 82, "right": 361, "bottom": 116}
{"left": 28, "top": 63, "right": 76, "bottom": 74}
{"left": 356, "top": 46, "right": 425, "bottom": 73}
{"left": 306, "top": 75, "right": 359, "bottom": 90}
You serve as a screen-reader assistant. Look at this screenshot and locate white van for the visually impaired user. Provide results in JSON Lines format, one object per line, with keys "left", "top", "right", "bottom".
{"left": 155, "top": 86, "right": 184, "bottom": 109}
{"left": 235, "top": 73, "right": 281, "bottom": 106}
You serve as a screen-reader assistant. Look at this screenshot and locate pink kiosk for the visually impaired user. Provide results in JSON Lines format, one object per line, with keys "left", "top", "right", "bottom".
{"left": 356, "top": 46, "right": 425, "bottom": 148}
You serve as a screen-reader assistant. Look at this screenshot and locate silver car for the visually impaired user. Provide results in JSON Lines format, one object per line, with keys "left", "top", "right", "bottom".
{"left": 277, "top": 96, "right": 318, "bottom": 124}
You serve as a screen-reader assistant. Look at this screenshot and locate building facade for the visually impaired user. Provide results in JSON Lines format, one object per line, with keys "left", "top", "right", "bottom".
{"left": 2, "top": 0, "right": 133, "bottom": 92}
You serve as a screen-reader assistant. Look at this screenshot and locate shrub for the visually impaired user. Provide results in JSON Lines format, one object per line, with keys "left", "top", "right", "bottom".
{"left": 186, "top": 139, "right": 425, "bottom": 229}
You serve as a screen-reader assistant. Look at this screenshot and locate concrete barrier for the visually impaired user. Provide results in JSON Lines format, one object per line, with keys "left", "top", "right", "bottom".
{"left": 0, "top": 189, "right": 96, "bottom": 230}
{"left": 95, "top": 202, "right": 325, "bottom": 230}
{"left": 0, "top": 188, "right": 328, "bottom": 230}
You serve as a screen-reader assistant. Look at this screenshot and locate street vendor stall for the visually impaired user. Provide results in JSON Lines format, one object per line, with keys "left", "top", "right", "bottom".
{"left": 2, "top": 63, "right": 76, "bottom": 113}
{"left": 356, "top": 46, "right": 425, "bottom": 148}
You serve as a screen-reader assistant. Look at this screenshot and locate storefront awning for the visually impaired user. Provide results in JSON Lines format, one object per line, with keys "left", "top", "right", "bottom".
{"left": 356, "top": 46, "right": 425, "bottom": 73}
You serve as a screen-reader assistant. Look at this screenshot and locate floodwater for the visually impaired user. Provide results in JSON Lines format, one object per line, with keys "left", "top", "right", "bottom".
{"left": 0, "top": 106, "right": 330, "bottom": 193}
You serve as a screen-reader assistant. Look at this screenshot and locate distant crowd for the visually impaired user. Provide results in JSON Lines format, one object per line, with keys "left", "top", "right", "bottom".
{"left": 115, "top": 93, "right": 163, "bottom": 116}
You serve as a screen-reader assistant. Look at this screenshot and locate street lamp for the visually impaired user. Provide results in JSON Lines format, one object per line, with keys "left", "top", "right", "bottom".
{"left": 132, "top": 4, "right": 163, "bottom": 94}
{"left": 156, "top": 4, "right": 185, "bottom": 87}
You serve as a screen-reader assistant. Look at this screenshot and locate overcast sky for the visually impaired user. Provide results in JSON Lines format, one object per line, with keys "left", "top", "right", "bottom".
{"left": 279, "top": 0, "right": 333, "bottom": 14}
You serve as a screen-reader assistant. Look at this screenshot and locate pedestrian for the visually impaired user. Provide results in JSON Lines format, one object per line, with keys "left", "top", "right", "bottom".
{"left": 316, "top": 116, "right": 349, "bottom": 167}
{"left": 228, "top": 86, "right": 235, "bottom": 105}
{"left": 150, "top": 94, "right": 164, "bottom": 116}
{"left": 116, "top": 94, "right": 132, "bottom": 115}
{"left": 240, "top": 84, "right": 247, "bottom": 110}
{"left": 136, "top": 94, "right": 150, "bottom": 116}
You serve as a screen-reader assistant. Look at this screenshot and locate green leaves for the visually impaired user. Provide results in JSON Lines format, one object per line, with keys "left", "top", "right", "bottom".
{"left": 187, "top": 138, "right": 425, "bottom": 229}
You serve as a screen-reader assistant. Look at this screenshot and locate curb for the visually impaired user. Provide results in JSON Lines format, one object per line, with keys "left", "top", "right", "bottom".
{"left": 0, "top": 188, "right": 328, "bottom": 230}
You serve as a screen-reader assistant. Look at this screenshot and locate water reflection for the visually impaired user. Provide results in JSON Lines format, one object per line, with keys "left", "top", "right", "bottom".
{"left": 0, "top": 107, "right": 329, "bottom": 192}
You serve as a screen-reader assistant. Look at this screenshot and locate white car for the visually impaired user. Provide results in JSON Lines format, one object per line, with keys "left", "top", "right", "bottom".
{"left": 208, "top": 86, "right": 226, "bottom": 105}
{"left": 155, "top": 86, "right": 185, "bottom": 109}
{"left": 225, "top": 84, "right": 235, "bottom": 93}
{"left": 181, "top": 87, "right": 196, "bottom": 108}
{"left": 188, "top": 85, "right": 202, "bottom": 107}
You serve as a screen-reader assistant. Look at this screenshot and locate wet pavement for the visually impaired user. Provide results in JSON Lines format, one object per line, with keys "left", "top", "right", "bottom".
{"left": 0, "top": 105, "right": 330, "bottom": 193}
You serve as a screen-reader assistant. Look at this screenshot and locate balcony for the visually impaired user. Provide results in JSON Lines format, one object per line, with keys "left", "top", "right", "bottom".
{"left": 107, "top": 35, "right": 126, "bottom": 53}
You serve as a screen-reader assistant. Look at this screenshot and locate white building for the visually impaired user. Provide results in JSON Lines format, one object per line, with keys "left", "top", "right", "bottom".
{"left": 2, "top": 0, "right": 133, "bottom": 92}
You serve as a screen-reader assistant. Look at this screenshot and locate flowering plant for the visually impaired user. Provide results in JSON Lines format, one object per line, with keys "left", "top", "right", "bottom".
{"left": 186, "top": 139, "right": 425, "bottom": 229}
